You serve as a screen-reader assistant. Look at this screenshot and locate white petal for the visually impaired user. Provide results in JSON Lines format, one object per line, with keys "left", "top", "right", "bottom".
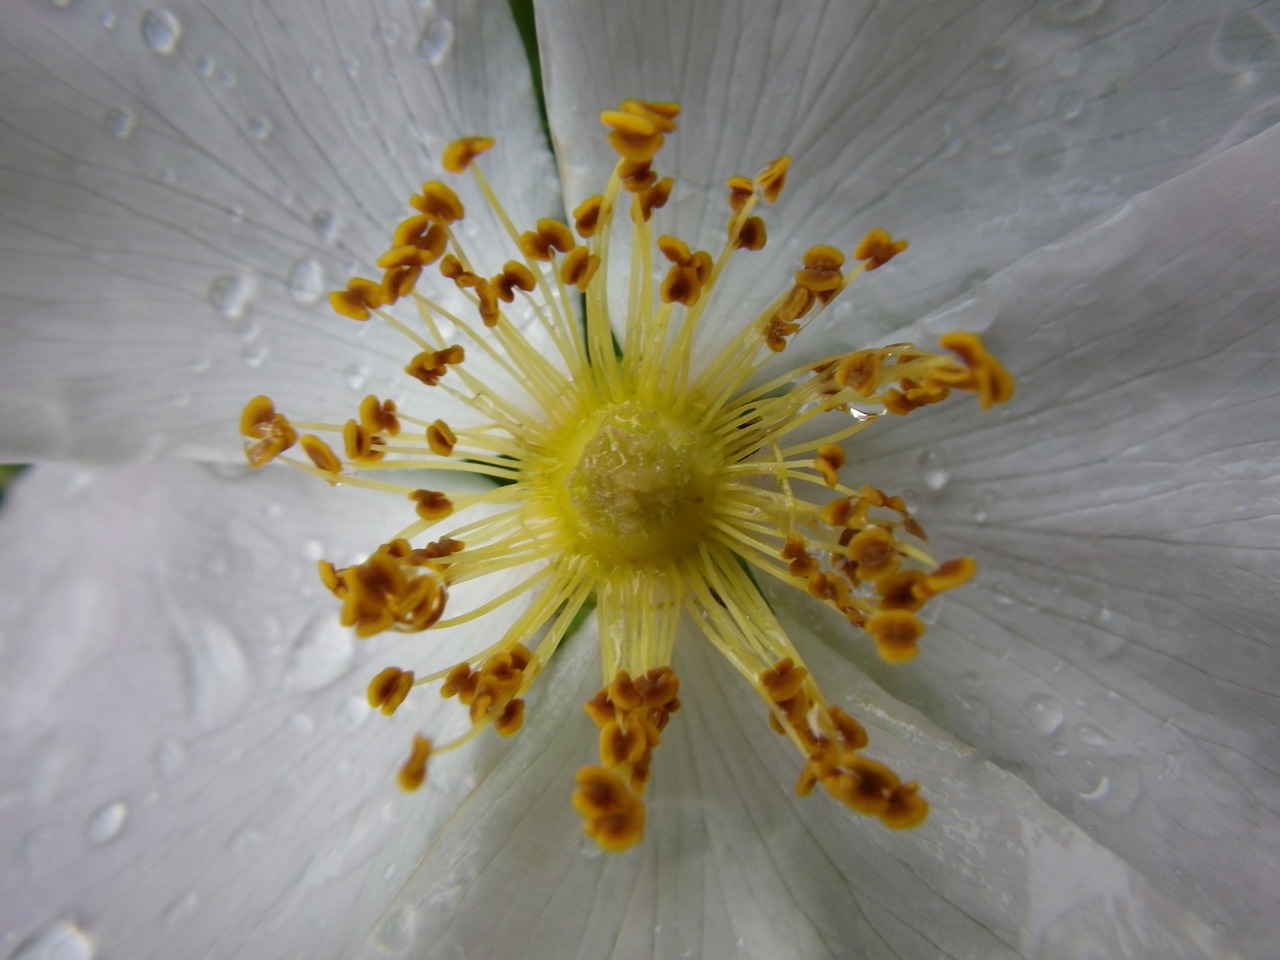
{"left": 0, "top": 0, "right": 559, "bottom": 463}
{"left": 535, "top": 0, "right": 1280, "bottom": 345}
{"left": 356, "top": 621, "right": 1230, "bottom": 959}
{"left": 772, "top": 124, "right": 1280, "bottom": 954}
{"left": 0, "top": 461, "right": 528, "bottom": 958}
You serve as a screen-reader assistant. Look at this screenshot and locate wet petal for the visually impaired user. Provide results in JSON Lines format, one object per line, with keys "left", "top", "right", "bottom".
{"left": 0, "top": 461, "right": 528, "bottom": 957}
{"left": 0, "top": 0, "right": 558, "bottom": 463}
{"left": 535, "top": 0, "right": 1280, "bottom": 344}
{"left": 357, "top": 619, "right": 1229, "bottom": 959}
{"left": 772, "top": 124, "right": 1280, "bottom": 953}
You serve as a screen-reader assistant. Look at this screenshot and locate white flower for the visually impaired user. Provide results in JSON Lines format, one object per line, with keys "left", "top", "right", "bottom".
{"left": 1, "top": 1, "right": 1277, "bottom": 959}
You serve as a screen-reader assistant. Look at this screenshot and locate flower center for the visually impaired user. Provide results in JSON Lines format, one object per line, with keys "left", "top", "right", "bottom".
{"left": 239, "top": 98, "right": 1016, "bottom": 854}
{"left": 552, "top": 401, "right": 721, "bottom": 564}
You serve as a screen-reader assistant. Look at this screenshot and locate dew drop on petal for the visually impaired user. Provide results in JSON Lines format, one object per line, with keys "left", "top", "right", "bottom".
{"left": 288, "top": 258, "right": 325, "bottom": 304}
{"left": 246, "top": 116, "right": 272, "bottom": 141}
{"left": 416, "top": 15, "right": 454, "bottom": 65}
{"left": 208, "top": 274, "right": 254, "bottom": 319}
{"left": 102, "top": 107, "right": 135, "bottom": 139}
{"left": 311, "top": 209, "right": 338, "bottom": 244}
{"left": 84, "top": 801, "right": 128, "bottom": 845}
{"left": 140, "top": 8, "right": 182, "bottom": 55}
{"left": 196, "top": 54, "right": 216, "bottom": 77}
{"left": 1024, "top": 693, "right": 1065, "bottom": 735}
{"left": 1058, "top": 92, "right": 1084, "bottom": 121}
{"left": 8, "top": 920, "right": 93, "bottom": 960}
{"left": 376, "top": 905, "right": 417, "bottom": 955}
{"left": 916, "top": 448, "right": 949, "bottom": 492}
{"left": 282, "top": 616, "right": 354, "bottom": 692}
{"left": 154, "top": 738, "right": 186, "bottom": 779}
{"left": 343, "top": 363, "right": 369, "bottom": 391}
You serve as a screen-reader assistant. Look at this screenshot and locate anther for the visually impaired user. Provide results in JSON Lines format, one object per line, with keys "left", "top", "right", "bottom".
{"left": 329, "top": 277, "right": 385, "bottom": 321}
{"left": 442, "top": 135, "right": 495, "bottom": 174}
{"left": 239, "top": 395, "right": 297, "bottom": 468}
{"left": 865, "top": 610, "right": 925, "bottom": 663}
{"left": 815, "top": 444, "right": 846, "bottom": 488}
{"left": 367, "top": 666, "right": 415, "bottom": 715}
{"left": 732, "top": 215, "right": 767, "bottom": 251}
{"left": 300, "top": 435, "right": 342, "bottom": 474}
{"left": 410, "top": 489, "right": 454, "bottom": 521}
{"left": 854, "top": 227, "right": 909, "bottom": 270}
{"left": 755, "top": 156, "right": 791, "bottom": 203}
{"left": 560, "top": 247, "right": 600, "bottom": 291}
{"left": 573, "top": 196, "right": 604, "bottom": 238}
{"left": 411, "top": 182, "right": 465, "bottom": 224}
{"left": 426, "top": 419, "right": 457, "bottom": 456}
{"left": 398, "top": 734, "right": 432, "bottom": 791}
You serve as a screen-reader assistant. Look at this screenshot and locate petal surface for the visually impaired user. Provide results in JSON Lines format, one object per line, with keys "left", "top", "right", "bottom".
{"left": 0, "top": 461, "right": 528, "bottom": 959}
{"left": 357, "top": 618, "right": 1230, "bottom": 959}
{"left": 0, "top": 0, "right": 559, "bottom": 463}
{"left": 770, "top": 123, "right": 1280, "bottom": 956}
{"left": 535, "top": 0, "right": 1280, "bottom": 346}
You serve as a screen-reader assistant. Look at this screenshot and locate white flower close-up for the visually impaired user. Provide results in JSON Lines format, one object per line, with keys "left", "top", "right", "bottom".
{"left": 1, "top": 1, "right": 1278, "bottom": 958}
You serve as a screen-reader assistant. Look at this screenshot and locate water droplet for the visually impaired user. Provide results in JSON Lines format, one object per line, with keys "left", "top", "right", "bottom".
{"left": 154, "top": 738, "right": 186, "bottom": 779}
{"left": 84, "top": 801, "right": 128, "bottom": 845}
{"left": 170, "top": 614, "right": 251, "bottom": 728}
{"left": 207, "top": 274, "right": 253, "bottom": 319}
{"left": 416, "top": 15, "right": 454, "bottom": 64}
{"left": 46, "top": 0, "right": 75, "bottom": 8}
{"left": 189, "top": 355, "right": 212, "bottom": 374}
{"left": 283, "top": 616, "right": 354, "bottom": 692}
{"left": 1057, "top": 92, "right": 1084, "bottom": 121}
{"left": 916, "top": 448, "right": 949, "bottom": 492}
{"left": 8, "top": 920, "right": 94, "bottom": 960}
{"left": 103, "top": 107, "right": 135, "bottom": 139}
{"left": 343, "top": 363, "right": 368, "bottom": 391}
{"left": 312, "top": 209, "right": 338, "bottom": 244}
{"left": 163, "top": 891, "right": 199, "bottom": 929}
{"left": 987, "top": 135, "right": 1014, "bottom": 157}
{"left": 1053, "top": 48, "right": 1083, "bottom": 79}
{"left": 235, "top": 318, "right": 260, "bottom": 344}
{"left": 1024, "top": 693, "right": 1065, "bottom": 735}
{"left": 140, "top": 8, "right": 182, "bottom": 55}
{"left": 1075, "top": 723, "right": 1110, "bottom": 748}
{"left": 98, "top": 11, "right": 116, "bottom": 29}
{"left": 246, "top": 116, "right": 272, "bottom": 141}
{"left": 159, "top": 166, "right": 176, "bottom": 185}
{"left": 289, "top": 712, "right": 315, "bottom": 736}
{"left": 339, "top": 695, "right": 369, "bottom": 731}
{"left": 376, "top": 905, "right": 417, "bottom": 954}
{"left": 345, "top": 56, "right": 361, "bottom": 79}
{"left": 288, "top": 258, "right": 325, "bottom": 304}
{"left": 225, "top": 204, "right": 244, "bottom": 223}
{"left": 240, "top": 343, "right": 268, "bottom": 368}
{"left": 196, "top": 54, "right": 216, "bottom": 77}
{"left": 375, "top": 20, "right": 402, "bottom": 43}
{"left": 230, "top": 828, "right": 264, "bottom": 855}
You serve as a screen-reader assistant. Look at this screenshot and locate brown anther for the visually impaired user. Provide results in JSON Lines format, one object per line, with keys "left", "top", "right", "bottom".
{"left": 660, "top": 263, "right": 701, "bottom": 307}
{"left": 426, "top": 419, "right": 457, "bottom": 456}
{"left": 607, "top": 672, "right": 644, "bottom": 712}
{"left": 518, "top": 219, "right": 576, "bottom": 261}
{"left": 405, "top": 345, "right": 464, "bottom": 386}
{"left": 795, "top": 244, "right": 846, "bottom": 294}
{"left": 924, "top": 556, "right": 977, "bottom": 594}
{"left": 410, "top": 488, "right": 453, "bottom": 521}
{"left": 442, "top": 135, "right": 495, "bottom": 174}
{"left": 882, "top": 782, "right": 929, "bottom": 829}
{"left": 376, "top": 245, "right": 436, "bottom": 271}
{"left": 380, "top": 264, "right": 421, "bottom": 303}
{"left": 495, "top": 698, "right": 525, "bottom": 736}
{"left": 657, "top": 235, "right": 692, "bottom": 265}
{"left": 755, "top": 155, "right": 791, "bottom": 203}
{"left": 826, "top": 705, "right": 869, "bottom": 751}
{"left": 300, "top": 435, "right": 342, "bottom": 474}
{"left": 359, "top": 395, "right": 400, "bottom": 436}
{"left": 835, "top": 351, "right": 882, "bottom": 396}
{"left": 600, "top": 109, "right": 666, "bottom": 163}
{"left": 781, "top": 531, "right": 818, "bottom": 578}
{"left": 619, "top": 98, "right": 680, "bottom": 131}
{"left": 732, "top": 215, "right": 767, "bottom": 251}
{"left": 815, "top": 444, "right": 846, "bottom": 488}
{"left": 440, "top": 663, "right": 474, "bottom": 699}
{"left": 854, "top": 227, "right": 909, "bottom": 270}
{"left": 584, "top": 690, "right": 616, "bottom": 727}
{"left": 936, "top": 332, "right": 1015, "bottom": 410}
{"left": 560, "top": 247, "right": 600, "bottom": 291}
{"left": 600, "top": 721, "right": 648, "bottom": 768}
{"left": 367, "top": 666, "right": 415, "bottom": 715}
{"left": 573, "top": 195, "right": 604, "bottom": 238}
{"left": 439, "top": 254, "right": 466, "bottom": 281}
{"left": 866, "top": 610, "right": 925, "bottom": 663}
{"left": 765, "top": 316, "right": 803, "bottom": 353}
{"left": 239, "top": 395, "right": 298, "bottom": 468}
{"left": 875, "top": 570, "right": 929, "bottom": 612}
{"left": 422, "top": 536, "right": 465, "bottom": 560}
{"left": 474, "top": 277, "right": 500, "bottom": 327}
{"left": 573, "top": 766, "right": 645, "bottom": 852}
{"left": 846, "top": 526, "right": 900, "bottom": 581}
{"left": 397, "top": 734, "right": 432, "bottom": 791}
{"left": 634, "top": 177, "right": 673, "bottom": 222}
{"left": 411, "top": 181, "right": 465, "bottom": 224}
{"left": 391, "top": 217, "right": 448, "bottom": 262}
{"left": 726, "top": 175, "right": 755, "bottom": 213}
{"left": 618, "top": 159, "right": 656, "bottom": 192}
{"left": 493, "top": 261, "right": 536, "bottom": 302}
{"left": 760, "top": 657, "right": 809, "bottom": 703}
{"left": 329, "top": 277, "right": 385, "bottom": 321}
{"left": 343, "top": 420, "right": 382, "bottom": 462}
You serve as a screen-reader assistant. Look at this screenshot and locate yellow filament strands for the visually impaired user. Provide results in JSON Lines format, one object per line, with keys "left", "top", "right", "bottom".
{"left": 239, "top": 97, "right": 1013, "bottom": 850}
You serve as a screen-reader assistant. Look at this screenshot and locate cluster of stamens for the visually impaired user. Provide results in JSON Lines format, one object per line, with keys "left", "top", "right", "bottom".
{"left": 239, "top": 98, "right": 1012, "bottom": 853}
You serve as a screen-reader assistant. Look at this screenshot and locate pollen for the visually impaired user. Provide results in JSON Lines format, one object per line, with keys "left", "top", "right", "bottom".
{"left": 242, "top": 101, "right": 1014, "bottom": 852}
